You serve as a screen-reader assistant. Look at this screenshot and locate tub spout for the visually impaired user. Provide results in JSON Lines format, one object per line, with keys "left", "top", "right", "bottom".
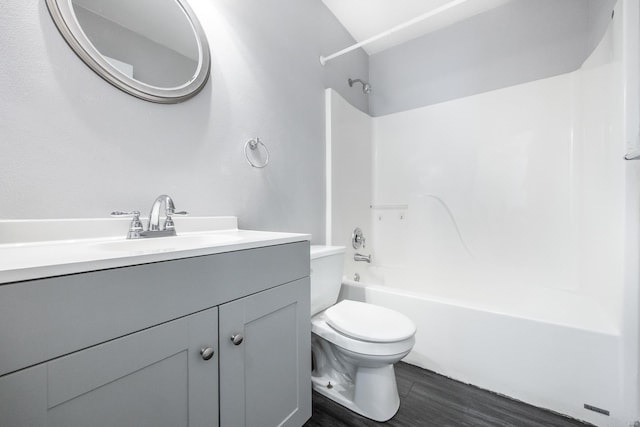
{"left": 354, "top": 253, "right": 372, "bottom": 263}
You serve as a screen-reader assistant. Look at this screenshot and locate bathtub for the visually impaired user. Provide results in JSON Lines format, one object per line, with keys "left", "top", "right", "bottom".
{"left": 338, "top": 266, "right": 621, "bottom": 425}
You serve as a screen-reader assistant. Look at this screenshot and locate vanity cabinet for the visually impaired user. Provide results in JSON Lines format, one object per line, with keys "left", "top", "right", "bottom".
{"left": 0, "top": 241, "right": 310, "bottom": 427}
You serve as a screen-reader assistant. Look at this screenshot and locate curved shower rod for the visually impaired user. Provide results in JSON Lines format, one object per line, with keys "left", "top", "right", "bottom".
{"left": 320, "top": 0, "right": 471, "bottom": 66}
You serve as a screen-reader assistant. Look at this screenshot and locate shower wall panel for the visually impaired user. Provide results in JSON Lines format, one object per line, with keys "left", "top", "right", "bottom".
{"left": 371, "top": 14, "right": 625, "bottom": 326}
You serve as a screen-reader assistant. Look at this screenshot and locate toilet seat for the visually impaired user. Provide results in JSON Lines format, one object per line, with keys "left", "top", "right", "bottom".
{"left": 312, "top": 315, "right": 415, "bottom": 356}
{"left": 325, "top": 300, "right": 416, "bottom": 343}
{"left": 311, "top": 302, "right": 416, "bottom": 357}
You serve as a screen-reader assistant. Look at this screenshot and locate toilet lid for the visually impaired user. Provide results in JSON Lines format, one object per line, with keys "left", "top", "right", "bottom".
{"left": 324, "top": 300, "right": 416, "bottom": 343}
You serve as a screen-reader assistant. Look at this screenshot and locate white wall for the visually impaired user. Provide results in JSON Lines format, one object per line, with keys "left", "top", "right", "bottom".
{"left": 0, "top": 0, "right": 368, "bottom": 241}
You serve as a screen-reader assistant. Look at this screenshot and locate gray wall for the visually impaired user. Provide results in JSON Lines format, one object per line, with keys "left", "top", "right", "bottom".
{"left": 0, "top": 0, "right": 368, "bottom": 242}
{"left": 369, "top": 0, "right": 617, "bottom": 116}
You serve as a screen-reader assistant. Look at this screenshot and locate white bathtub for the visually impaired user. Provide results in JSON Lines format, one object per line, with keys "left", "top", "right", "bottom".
{"left": 338, "top": 266, "right": 622, "bottom": 426}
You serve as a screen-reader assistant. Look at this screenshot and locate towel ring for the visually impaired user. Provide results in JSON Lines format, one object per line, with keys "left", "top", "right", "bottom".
{"left": 244, "top": 137, "right": 270, "bottom": 168}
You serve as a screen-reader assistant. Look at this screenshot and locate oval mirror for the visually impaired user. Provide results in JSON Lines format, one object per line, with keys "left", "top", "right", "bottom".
{"left": 46, "top": 0, "right": 210, "bottom": 103}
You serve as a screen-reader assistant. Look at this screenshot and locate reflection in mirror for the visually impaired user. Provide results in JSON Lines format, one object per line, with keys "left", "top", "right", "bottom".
{"left": 46, "top": 0, "right": 210, "bottom": 103}
{"left": 72, "top": 0, "right": 199, "bottom": 88}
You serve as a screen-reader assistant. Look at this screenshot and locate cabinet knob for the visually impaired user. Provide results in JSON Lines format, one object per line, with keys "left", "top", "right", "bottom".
{"left": 230, "top": 334, "right": 244, "bottom": 346}
{"left": 200, "top": 347, "right": 215, "bottom": 361}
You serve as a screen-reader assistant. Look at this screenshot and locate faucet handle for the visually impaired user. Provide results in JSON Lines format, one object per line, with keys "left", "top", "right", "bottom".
{"left": 110, "top": 210, "right": 141, "bottom": 218}
{"left": 166, "top": 209, "right": 188, "bottom": 216}
{"left": 352, "top": 227, "right": 366, "bottom": 249}
{"left": 164, "top": 210, "right": 188, "bottom": 231}
{"left": 110, "top": 211, "right": 144, "bottom": 238}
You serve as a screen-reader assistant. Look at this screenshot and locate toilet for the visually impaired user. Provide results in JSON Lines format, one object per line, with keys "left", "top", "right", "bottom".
{"left": 310, "top": 245, "right": 416, "bottom": 422}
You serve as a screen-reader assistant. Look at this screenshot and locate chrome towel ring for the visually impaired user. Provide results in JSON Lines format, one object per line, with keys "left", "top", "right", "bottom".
{"left": 244, "top": 137, "right": 270, "bottom": 168}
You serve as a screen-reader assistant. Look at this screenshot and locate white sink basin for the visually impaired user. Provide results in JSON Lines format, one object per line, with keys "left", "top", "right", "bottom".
{"left": 94, "top": 233, "right": 243, "bottom": 254}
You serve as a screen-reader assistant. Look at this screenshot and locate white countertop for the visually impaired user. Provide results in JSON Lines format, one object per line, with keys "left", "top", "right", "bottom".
{"left": 0, "top": 217, "right": 310, "bottom": 284}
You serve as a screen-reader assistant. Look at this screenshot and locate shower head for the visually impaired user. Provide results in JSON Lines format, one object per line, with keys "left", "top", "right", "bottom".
{"left": 348, "top": 78, "right": 372, "bottom": 94}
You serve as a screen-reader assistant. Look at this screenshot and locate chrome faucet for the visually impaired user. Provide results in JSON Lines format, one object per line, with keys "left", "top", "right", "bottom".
{"left": 111, "top": 194, "right": 187, "bottom": 239}
{"left": 354, "top": 253, "right": 372, "bottom": 263}
{"left": 148, "top": 194, "right": 183, "bottom": 232}
{"left": 142, "top": 194, "right": 188, "bottom": 237}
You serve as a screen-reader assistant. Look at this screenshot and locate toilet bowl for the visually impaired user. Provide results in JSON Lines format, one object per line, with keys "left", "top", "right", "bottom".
{"left": 310, "top": 246, "right": 416, "bottom": 422}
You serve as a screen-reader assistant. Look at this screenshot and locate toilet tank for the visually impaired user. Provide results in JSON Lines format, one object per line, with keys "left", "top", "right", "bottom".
{"left": 310, "top": 245, "right": 346, "bottom": 316}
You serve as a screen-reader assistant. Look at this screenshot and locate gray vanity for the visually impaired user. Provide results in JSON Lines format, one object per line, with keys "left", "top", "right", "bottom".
{"left": 18, "top": 0, "right": 313, "bottom": 422}
{"left": 0, "top": 217, "right": 311, "bottom": 427}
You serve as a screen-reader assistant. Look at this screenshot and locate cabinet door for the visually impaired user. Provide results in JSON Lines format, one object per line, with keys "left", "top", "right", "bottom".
{"left": 0, "top": 307, "right": 219, "bottom": 427}
{"left": 0, "top": 363, "right": 47, "bottom": 426}
{"left": 219, "top": 278, "right": 311, "bottom": 427}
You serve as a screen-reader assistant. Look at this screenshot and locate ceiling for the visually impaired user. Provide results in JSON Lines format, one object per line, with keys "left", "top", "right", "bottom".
{"left": 322, "top": 0, "right": 512, "bottom": 55}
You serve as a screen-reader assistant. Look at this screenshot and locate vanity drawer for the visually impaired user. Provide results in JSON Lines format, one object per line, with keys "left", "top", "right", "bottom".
{"left": 0, "top": 241, "right": 309, "bottom": 377}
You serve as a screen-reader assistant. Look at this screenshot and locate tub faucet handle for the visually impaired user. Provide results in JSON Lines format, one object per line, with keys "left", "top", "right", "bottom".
{"left": 352, "top": 227, "right": 366, "bottom": 249}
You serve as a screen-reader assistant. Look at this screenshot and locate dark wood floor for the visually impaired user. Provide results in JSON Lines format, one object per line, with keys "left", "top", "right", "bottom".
{"left": 304, "top": 362, "right": 590, "bottom": 427}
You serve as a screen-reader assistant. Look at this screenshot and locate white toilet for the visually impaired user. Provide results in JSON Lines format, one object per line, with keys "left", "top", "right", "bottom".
{"left": 310, "top": 245, "right": 416, "bottom": 422}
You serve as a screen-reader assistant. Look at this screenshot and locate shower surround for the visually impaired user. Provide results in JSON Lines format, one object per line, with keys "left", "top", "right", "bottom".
{"left": 326, "top": 2, "right": 638, "bottom": 424}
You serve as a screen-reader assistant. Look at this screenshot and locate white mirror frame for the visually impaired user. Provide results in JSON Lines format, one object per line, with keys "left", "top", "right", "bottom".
{"left": 46, "top": 0, "right": 211, "bottom": 103}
